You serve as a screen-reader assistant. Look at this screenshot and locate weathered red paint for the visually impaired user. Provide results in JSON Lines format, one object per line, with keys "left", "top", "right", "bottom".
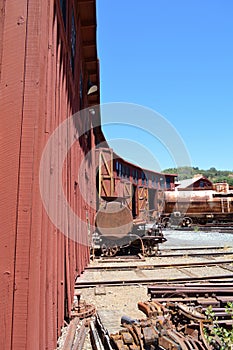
{"left": 0, "top": 0, "right": 99, "bottom": 349}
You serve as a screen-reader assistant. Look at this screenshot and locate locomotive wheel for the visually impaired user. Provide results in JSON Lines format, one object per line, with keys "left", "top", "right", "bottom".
{"left": 101, "top": 244, "right": 119, "bottom": 257}
{"left": 143, "top": 240, "right": 158, "bottom": 257}
{"left": 162, "top": 217, "right": 170, "bottom": 228}
{"left": 181, "top": 217, "right": 193, "bottom": 227}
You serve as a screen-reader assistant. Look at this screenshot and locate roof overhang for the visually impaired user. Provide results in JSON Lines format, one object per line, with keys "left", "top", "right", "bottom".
{"left": 77, "top": 0, "right": 99, "bottom": 106}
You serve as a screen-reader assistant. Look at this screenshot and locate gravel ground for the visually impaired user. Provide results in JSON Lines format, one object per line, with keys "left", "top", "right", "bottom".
{"left": 80, "top": 285, "right": 148, "bottom": 320}
{"left": 162, "top": 229, "right": 233, "bottom": 247}
{"left": 80, "top": 285, "right": 148, "bottom": 350}
{"left": 56, "top": 230, "right": 233, "bottom": 349}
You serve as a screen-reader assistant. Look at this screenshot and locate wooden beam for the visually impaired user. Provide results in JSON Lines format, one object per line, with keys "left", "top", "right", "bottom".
{"left": 78, "top": 0, "right": 95, "bottom": 3}
{"left": 83, "top": 40, "right": 96, "bottom": 47}
{"left": 81, "top": 22, "right": 96, "bottom": 29}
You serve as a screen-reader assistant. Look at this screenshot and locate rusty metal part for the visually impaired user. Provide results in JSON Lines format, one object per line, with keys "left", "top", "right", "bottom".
{"left": 176, "top": 303, "right": 208, "bottom": 322}
{"left": 122, "top": 324, "right": 141, "bottom": 347}
{"left": 72, "top": 319, "right": 90, "bottom": 350}
{"left": 138, "top": 300, "right": 164, "bottom": 318}
{"left": 62, "top": 317, "right": 80, "bottom": 350}
{"left": 95, "top": 201, "right": 133, "bottom": 238}
{"left": 90, "top": 283, "right": 233, "bottom": 349}
{"left": 110, "top": 333, "right": 131, "bottom": 349}
{"left": 141, "top": 324, "right": 158, "bottom": 346}
{"left": 148, "top": 284, "right": 233, "bottom": 300}
{"left": 199, "top": 321, "right": 214, "bottom": 350}
{"left": 94, "top": 313, "right": 114, "bottom": 350}
{"left": 119, "top": 330, "right": 134, "bottom": 345}
{"left": 162, "top": 216, "right": 171, "bottom": 228}
{"left": 181, "top": 217, "right": 193, "bottom": 227}
{"left": 114, "top": 317, "right": 165, "bottom": 349}
{"left": 158, "top": 334, "right": 180, "bottom": 349}
{"left": 75, "top": 272, "right": 233, "bottom": 289}
{"left": 71, "top": 300, "right": 96, "bottom": 319}
{"left": 101, "top": 243, "right": 119, "bottom": 257}
{"left": 90, "top": 320, "right": 106, "bottom": 350}
{"left": 160, "top": 250, "right": 233, "bottom": 258}
{"left": 141, "top": 238, "right": 159, "bottom": 257}
{"left": 166, "top": 328, "right": 194, "bottom": 350}
{"left": 86, "top": 258, "right": 233, "bottom": 271}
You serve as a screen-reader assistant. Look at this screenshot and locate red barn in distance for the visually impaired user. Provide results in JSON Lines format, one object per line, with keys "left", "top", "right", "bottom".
{"left": 175, "top": 175, "right": 213, "bottom": 190}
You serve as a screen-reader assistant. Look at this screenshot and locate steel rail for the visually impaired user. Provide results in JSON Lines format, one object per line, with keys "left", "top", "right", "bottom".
{"left": 72, "top": 320, "right": 89, "bottom": 350}
{"left": 85, "top": 259, "right": 233, "bottom": 271}
{"left": 160, "top": 245, "right": 228, "bottom": 251}
{"left": 75, "top": 273, "right": 233, "bottom": 288}
{"left": 160, "top": 250, "right": 233, "bottom": 258}
{"left": 62, "top": 317, "right": 80, "bottom": 350}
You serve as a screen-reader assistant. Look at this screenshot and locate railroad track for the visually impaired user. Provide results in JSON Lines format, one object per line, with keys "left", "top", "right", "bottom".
{"left": 87, "top": 283, "right": 233, "bottom": 350}
{"left": 93, "top": 245, "right": 233, "bottom": 262}
{"left": 76, "top": 274, "right": 233, "bottom": 288}
{"left": 72, "top": 246, "right": 233, "bottom": 349}
{"left": 61, "top": 279, "right": 233, "bottom": 350}
{"left": 71, "top": 245, "right": 233, "bottom": 349}
{"left": 86, "top": 259, "right": 233, "bottom": 271}
{"left": 76, "top": 246, "right": 233, "bottom": 287}
{"left": 171, "top": 223, "right": 233, "bottom": 233}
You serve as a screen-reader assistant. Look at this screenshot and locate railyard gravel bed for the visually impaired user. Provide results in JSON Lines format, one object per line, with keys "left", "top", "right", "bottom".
{"left": 77, "top": 253, "right": 233, "bottom": 317}
{"left": 57, "top": 230, "right": 233, "bottom": 349}
{"left": 76, "top": 257, "right": 233, "bottom": 348}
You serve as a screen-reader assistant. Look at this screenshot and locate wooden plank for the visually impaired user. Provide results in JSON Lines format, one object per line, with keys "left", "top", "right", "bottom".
{"left": 0, "top": 0, "right": 28, "bottom": 347}
{"left": 11, "top": 0, "right": 47, "bottom": 348}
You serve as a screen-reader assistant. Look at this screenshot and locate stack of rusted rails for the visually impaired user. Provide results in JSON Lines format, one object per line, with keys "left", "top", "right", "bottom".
{"left": 88, "top": 283, "right": 233, "bottom": 350}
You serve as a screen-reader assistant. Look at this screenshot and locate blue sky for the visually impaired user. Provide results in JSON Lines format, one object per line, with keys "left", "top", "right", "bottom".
{"left": 96, "top": 0, "right": 233, "bottom": 171}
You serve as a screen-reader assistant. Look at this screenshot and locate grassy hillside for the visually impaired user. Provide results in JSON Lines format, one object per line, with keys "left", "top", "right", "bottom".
{"left": 163, "top": 167, "right": 233, "bottom": 186}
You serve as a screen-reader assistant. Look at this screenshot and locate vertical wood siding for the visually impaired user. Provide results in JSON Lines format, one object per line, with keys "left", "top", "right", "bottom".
{"left": 0, "top": 1, "right": 97, "bottom": 349}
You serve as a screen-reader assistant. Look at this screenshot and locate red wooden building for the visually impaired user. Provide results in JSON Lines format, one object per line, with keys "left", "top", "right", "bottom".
{"left": 0, "top": 1, "right": 99, "bottom": 349}
{"left": 0, "top": 1, "right": 177, "bottom": 349}
{"left": 97, "top": 147, "right": 177, "bottom": 220}
{"left": 176, "top": 175, "right": 213, "bottom": 190}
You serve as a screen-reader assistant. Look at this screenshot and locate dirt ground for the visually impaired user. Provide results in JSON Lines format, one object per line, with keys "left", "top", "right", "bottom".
{"left": 81, "top": 284, "right": 149, "bottom": 321}
{"left": 57, "top": 230, "right": 233, "bottom": 349}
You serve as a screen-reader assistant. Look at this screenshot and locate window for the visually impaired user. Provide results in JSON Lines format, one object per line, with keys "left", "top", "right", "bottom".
{"left": 116, "top": 161, "right": 119, "bottom": 176}
{"left": 132, "top": 169, "right": 136, "bottom": 183}
{"left": 60, "top": 0, "right": 66, "bottom": 29}
{"left": 152, "top": 175, "right": 155, "bottom": 187}
{"left": 135, "top": 170, "right": 138, "bottom": 184}
{"left": 122, "top": 165, "right": 125, "bottom": 177}
{"left": 166, "top": 177, "right": 171, "bottom": 189}
{"left": 142, "top": 172, "right": 145, "bottom": 185}
{"left": 126, "top": 166, "right": 130, "bottom": 179}
{"left": 70, "top": 10, "right": 76, "bottom": 75}
{"left": 118, "top": 163, "right": 122, "bottom": 177}
{"left": 199, "top": 180, "right": 204, "bottom": 188}
{"left": 145, "top": 173, "right": 148, "bottom": 186}
{"left": 160, "top": 177, "right": 165, "bottom": 189}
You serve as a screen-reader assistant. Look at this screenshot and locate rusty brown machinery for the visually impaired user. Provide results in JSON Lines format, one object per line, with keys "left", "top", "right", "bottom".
{"left": 89, "top": 284, "right": 233, "bottom": 350}
{"left": 93, "top": 201, "right": 167, "bottom": 257}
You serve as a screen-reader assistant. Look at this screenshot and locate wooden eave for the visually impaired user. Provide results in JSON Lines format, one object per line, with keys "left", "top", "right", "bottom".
{"left": 77, "top": 0, "right": 99, "bottom": 106}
